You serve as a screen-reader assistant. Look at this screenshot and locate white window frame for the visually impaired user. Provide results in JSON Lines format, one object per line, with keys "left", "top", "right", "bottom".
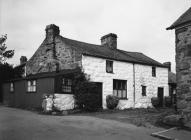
{"left": 27, "top": 80, "right": 36, "bottom": 92}
{"left": 10, "top": 82, "right": 14, "bottom": 92}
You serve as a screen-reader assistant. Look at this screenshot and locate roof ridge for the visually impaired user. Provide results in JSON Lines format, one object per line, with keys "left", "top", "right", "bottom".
{"left": 116, "top": 49, "right": 143, "bottom": 63}
{"left": 59, "top": 35, "right": 101, "bottom": 47}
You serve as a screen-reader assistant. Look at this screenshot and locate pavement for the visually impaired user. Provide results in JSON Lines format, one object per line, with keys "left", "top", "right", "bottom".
{"left": 0, "top": 106, "right": 190, "bottom": 140}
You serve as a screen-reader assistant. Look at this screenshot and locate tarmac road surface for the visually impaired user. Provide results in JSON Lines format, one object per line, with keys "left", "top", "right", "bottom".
{"left": 0, "top": 106, "right": 181, "bottom": 140}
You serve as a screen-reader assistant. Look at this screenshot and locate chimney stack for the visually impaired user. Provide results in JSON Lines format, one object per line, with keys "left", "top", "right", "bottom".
{"left": 20, "top": 56, "right": 27, "bottom": 65}
{"left": 101, "top": 33, "right": 117, "bottom": 49}
{"left": 45, "top": 24, "right": 60, "bottom": 38}
{"left": 163, "top": 62, "right": 171, "bottom": 72}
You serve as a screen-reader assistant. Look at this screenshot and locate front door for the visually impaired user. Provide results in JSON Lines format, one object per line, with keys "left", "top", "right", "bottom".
{"left": 93, "top": 82, "right": 103, "bottom": 109}
{"left": 158, "top": 87, "right": 164, "bottom": 107}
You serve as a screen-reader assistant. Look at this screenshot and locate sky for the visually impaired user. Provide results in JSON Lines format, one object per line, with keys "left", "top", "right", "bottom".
{"left": 0, "top": 0, "right": 190, "bottom": 72}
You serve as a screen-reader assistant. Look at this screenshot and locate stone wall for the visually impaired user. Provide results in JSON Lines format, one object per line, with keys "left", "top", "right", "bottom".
{"left": 134, "top": 64, "right": 168, "bottom": 108}
{"left": 175, "top": 25, "right": 191, "bottom": 115}
{"left": 82, "top": 55, "right": 169, "bottom": 109}
{"left": 26, "top": 36, "right": 81, "bottom": 75}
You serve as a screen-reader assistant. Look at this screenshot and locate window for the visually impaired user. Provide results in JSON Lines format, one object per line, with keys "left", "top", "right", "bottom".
{"left": 62, "top": 78, "right": 72, "bottom": 93}
{"left": 142, "top": 85, "right": 146, "bottom": 96}
{"left": 10, "top": 82, "right": 14, "bottom": 92}
{"left": 106, "top": 60, "right": 113, "bottom": 73}
{"left": 27, "top": 80, "right": 36, "bottom": 92}
{"left": 113, "top": 79, "right": 127, "bottom": 99}
{"left": 152, "top": 67, "right": 156, "bottom": 77}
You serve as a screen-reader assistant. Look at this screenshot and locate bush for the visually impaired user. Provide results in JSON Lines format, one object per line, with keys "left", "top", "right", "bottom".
{"left": 165, "top": 96, "right": 172, "bottom": 107}
{"left": 106, "top": 95, "right": 119, "bottom": 109}
{"left": 73, "top": 71, "right": 100, "bottom": 112}
{"left": 151, "top": 97, "right": 159, "bottom": 108}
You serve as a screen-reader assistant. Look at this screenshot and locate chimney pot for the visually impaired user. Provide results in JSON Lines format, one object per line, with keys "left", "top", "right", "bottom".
{"left": 45, "top": 24, "right": 60, "bottom": 38}
{"left": 163, "top": 62, "right": 171, "bottom": 72}
{"left": 101, "top": 33, "right": 117, "bottom": 49}
{"left": 20, "top": 56, "right": 27, "bottom": 65}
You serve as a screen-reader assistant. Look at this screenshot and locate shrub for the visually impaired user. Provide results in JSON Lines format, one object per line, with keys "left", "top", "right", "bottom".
{"left": 151, "top": 97, "right": 159, "bottom": 108}
{"left": 73, "top": 71, "right": 100, "bottom": 112}
{"left": 165, "top": 96, "right": 172, "bottom": 107}
{"left": 106, "top": 95, "right": 119, "bottom": 109}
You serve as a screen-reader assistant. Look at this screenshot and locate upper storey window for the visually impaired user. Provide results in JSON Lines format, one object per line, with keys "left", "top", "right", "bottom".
{"left": 106, "top": 60, "right": 113, "bottom": 73}
{"left": 152, "top": 67, "right": 156, "bottom": 77}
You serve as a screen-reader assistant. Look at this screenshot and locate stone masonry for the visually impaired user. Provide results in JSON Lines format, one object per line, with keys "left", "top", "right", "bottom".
{"left": 167, "top": 7, "right": 191, "bottom": 121}
{"left": 26, "top": 24, "right": 81, "bottom": 75}
{"left": 176, "top": 25, "right": 191, "bottom": 118}
{"left": 82, "top": 55, "right": 168, "bottom": 109}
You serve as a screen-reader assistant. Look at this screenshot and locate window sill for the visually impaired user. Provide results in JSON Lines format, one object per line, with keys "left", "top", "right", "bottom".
{"left": 26, "top": 91, "right": 37, "bottom": 93}
{"left": 119, "top": 98, "right": 128, "bottom": 100}
{"left": 106, "top": 72, "right": 114, "bottom": 74}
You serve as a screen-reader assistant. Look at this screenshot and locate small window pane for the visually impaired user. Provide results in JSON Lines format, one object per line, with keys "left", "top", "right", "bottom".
{"left": 113, "top": 79, "right": 127, "bottom": 99}
{"left": 142, "top": 86, "right": 146, "bottom": 96}
{"left": 27, "top": 80, "right": 36, "bottom": 92}
{"left": 106, "top": 60, "right": 113, "bottom": 73}
{"left": 113, "top": 90, "right": 117, "bottom": 96}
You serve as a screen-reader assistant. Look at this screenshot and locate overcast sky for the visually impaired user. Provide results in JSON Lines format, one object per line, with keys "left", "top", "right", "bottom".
{"left": 0, "top": 0, "right": 190, "bottom": 72}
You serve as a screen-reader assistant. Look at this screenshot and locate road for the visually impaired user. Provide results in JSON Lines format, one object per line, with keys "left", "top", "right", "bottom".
{"left": 0, "top": 106, "right": 189, "bottom": 140}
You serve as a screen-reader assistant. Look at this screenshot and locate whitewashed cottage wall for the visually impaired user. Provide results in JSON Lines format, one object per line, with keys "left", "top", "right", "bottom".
{"left": 82, "top": 55, "right": 169, "bottom": 109}
{"left": 134, "top": 64, "right": 169, "bottom": 108}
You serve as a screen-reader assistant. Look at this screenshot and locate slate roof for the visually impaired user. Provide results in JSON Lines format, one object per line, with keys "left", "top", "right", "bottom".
{"left": 167, "top": 7, "right": 191, "bottom": 30}
{"left": 60, "top": 36, "right": 166, "bottom": 67}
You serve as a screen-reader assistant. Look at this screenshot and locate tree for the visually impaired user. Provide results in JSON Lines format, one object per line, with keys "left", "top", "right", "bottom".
{"left": 0, "top": 35, "right": 15, "bottom": 102}
{"left": 73, "top": 70, "right": 101, "bottom": 112}
{"left": 0, "top": 34, "right": 14, "bottom": 64}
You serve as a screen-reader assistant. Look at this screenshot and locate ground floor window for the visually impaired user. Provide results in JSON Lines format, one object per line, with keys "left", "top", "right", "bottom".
{"left": 113, "top": 79, "right": 127, "bottom": 99}
{"left": 10, "top": 82, "right": 14, "bottom": 93}
{"left": 62, "top": 78, "right": 72, "bottom": 93}
{"left": 27, "top": 80, "right": 36, "bottom": 92}
{"left": 142, "top": 85, "right": 146, "bottom": 96}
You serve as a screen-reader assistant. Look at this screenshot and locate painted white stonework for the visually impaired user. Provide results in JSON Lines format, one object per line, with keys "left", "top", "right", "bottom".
{"left": 53, "top": 94, "right": 75, "bottom": 110}
{"left": 134, "top": 64, "right": 169, "bottom": 108}
{"left": 82, "top": 55, "right": 169, "bottom": 109}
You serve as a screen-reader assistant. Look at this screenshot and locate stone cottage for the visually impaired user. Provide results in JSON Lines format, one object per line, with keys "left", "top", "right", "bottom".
{"left": 2, "top": 24, "right": 169, "bottom": 109}
{"left": 167, "top": 7, "right": 191, "bottom": 116}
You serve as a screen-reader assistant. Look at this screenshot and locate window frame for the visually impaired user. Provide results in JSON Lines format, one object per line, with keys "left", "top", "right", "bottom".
{"left": 113, "top": 79, "right": 127, "bottom": 100}
{"left": 10, "top": 82, "right": 14, "bottom": 93}
{"left": 141, "top": 85, "right": 147, "bottom": 96}
{"left": 106, "top": 60, "right": 113, "bottom": 73}
{"left": 61, "top": 78, "right": 72, "bottom": 94}
{"left": 152, "top": 66, "right": 156, "bottom": 77}
{"left": 27, "top": 80, "right": 37, "bottom": 93}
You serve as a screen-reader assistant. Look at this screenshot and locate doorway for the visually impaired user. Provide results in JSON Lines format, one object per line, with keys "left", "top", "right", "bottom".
{"left": 158, "top": 87, "right": 164, "bottom": 107}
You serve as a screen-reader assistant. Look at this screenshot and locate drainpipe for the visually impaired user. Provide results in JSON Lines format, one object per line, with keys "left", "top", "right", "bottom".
{"left": 133, "top": 63, "right": 136, "bottom": 108}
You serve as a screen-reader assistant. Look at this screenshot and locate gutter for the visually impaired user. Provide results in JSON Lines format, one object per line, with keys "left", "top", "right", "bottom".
{"left": 133, "top": 63, "right": 136, "bottom": 108}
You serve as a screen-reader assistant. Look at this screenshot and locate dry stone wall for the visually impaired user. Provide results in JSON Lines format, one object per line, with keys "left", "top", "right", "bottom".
{"left": 175, "top": 25, "right": 191, "bottom": 117}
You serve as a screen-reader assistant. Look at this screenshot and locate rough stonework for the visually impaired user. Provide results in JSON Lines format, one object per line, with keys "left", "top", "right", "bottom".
{"left": 26, "top": 25, "right": 81, "bottom": 75}
{"left": 23, "top": 24, "right": 169, "bottom": 110}
{"left": 176, "top": 25, "right": 191, "bottom": 118}
{"left": 82, "top": 55, "right": 168, "bottom": 109}
{"left": 167, "top": 7, "right": 191, "bottom": 121}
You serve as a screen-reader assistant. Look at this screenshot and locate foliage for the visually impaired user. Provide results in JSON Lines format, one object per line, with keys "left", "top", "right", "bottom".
{"left": 106, "top": 95, "right": 119, "bottom": 109}
{"left": 0, "top": 63, "right": 15, "bottom": 82}
{"left": 164, "top": 96, "right": 172, "bottom": 107}
{"left": 0, "top": 35, "right": 14, "bottom": 64}
{"left": 73, "top": 70, "right": 100, "bottom": 112}
{"left": 151, "top": 97, "right": 159, "bottom": 108}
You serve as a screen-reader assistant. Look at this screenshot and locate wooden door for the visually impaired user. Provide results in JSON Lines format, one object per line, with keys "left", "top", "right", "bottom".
{"left": 93, "top": 82, "right": 103, "bottom": 109}
{"left": 158, "top": 87, "right": 164, "bottom": 107}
